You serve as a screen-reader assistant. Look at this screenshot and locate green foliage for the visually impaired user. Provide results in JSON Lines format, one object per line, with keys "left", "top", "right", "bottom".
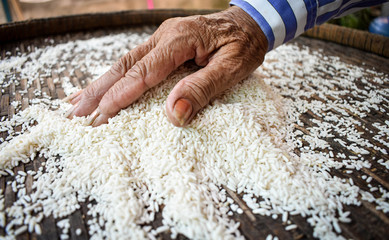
{"left": 329, "top": 9, "right": 374, "bottom": 30}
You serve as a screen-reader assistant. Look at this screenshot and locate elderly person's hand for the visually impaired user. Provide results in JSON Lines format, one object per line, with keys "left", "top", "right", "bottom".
{"left": 65, "top": 6, "right": 268, "bottom": 127}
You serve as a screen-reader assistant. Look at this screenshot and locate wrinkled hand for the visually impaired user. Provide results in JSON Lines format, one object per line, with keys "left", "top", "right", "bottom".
{"left": 65, "top": 6, "right": 268, "bottom": 127}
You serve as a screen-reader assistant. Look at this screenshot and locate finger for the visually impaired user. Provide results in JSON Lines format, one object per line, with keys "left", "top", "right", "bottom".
{"left": 64, "top": 101, "right": 80, "bottom": 118}
{"left": 66, "top": 41, "right": 154, "bottom": 119}
{"left": 89, "top": 44, "right": 196, "bottom": 127}
{"left": 166, "top": 46, "right": 249, "bottom": 127}
{"left": 62, "top": 89, "right": 83, "bottom": 104}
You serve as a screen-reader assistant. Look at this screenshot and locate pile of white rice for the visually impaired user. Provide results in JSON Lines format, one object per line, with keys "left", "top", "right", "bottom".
{"left": 0, "top": 27, "right": 388, "bottom": 240}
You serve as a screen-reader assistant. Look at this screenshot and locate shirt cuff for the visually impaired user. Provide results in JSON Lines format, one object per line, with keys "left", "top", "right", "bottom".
{"left": 230, "top": 0, "right": 317, "bottom": 52}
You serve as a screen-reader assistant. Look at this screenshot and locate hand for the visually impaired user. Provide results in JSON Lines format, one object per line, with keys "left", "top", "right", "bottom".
{"left": 64, "top": 6, "right": 268, "bottom": 127}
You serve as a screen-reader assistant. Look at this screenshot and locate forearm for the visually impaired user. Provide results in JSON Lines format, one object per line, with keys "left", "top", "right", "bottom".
{"left": 230, "top": 0, "right": 388, "bottom": 51}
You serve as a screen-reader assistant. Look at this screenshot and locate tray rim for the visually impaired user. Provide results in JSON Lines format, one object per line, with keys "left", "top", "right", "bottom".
{"left": 0, "top": 9, "right": 388, "bottom": 57}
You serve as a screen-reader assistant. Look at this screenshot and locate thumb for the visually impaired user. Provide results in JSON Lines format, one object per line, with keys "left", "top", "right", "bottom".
{"left": 166, "top": 61, "right": 239, "bottom": 127}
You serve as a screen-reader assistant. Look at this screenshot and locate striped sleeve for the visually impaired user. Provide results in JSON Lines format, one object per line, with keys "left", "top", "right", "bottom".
{"left": 230, "top": 0, "right": 388, "bottom": 51}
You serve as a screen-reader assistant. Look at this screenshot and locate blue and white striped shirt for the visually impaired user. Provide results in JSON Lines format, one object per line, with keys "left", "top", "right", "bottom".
{"left": 230, "top": 0, "right": 388, "bottom": 51}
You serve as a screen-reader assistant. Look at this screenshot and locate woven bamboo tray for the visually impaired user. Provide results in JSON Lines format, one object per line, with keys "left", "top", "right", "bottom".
{"left": 0, "top": 10, "right": 388, "bottom": 240}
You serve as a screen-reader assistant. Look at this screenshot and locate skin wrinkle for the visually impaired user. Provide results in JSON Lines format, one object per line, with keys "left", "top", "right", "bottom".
{"left": 106, "top": 69, "right": 147, "bottom": 113}
{"left": 80, "top": 83, "right": 106, "bottom": 110}
{"left": 114, "top": 42, "right": 153, "bottom": 76}
{"left": 122, "top": 53, "right": 139, "bottom": 74}
{"left": 184, "top": 81, "right": 207, "bottom": 109}
{"left": 147, "top": 47, "right": 182, "bottom": 85}
{"left": 191, "top": 78, "right": 213, "bottom": 106}
{"left": 128, "top": 61, "right": 149, "bottom": 89}
{"left": 161, "top": 43, "right": 190, "bottom": 72}
{"left": 110, "top": 62, "right": 124, "bottom": 77}
{"left": 67, "top": 6, "right": 268, "bottom": 127}
{"left": 101, "top": 85, "right": 125, "bottom": 115}
{"left": 193, "top": 29, "right": 213, "bottom": 67}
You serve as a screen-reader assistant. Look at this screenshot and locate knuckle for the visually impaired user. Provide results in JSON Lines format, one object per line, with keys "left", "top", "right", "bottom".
{"left": 160, "top": 17, "right": 201, "bottom": 41}
{"left": 161, "top": 17, "right": 181, "bottom": 27}
{"left": 119, "top": 53, "right": 132, "bottom": 71}
{"left": 110, "top": 52, "right": 135, "bottom": 76}
{"left": 78, "top": 84, "right": 104, "bottom": 111}
{"left": 156, "top": 18, "right": 180, "bottom": 36}
{"left": 84, "top": 82, "right": 103, "bottom": 100}
{"left": 125, "top": 61, "right": 150, "bottom": 90}
{"left": 110, "top": 61, "right": 124, "bottom": 76}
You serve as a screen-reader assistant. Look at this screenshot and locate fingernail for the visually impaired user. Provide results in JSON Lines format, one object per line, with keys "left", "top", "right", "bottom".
{"left": 92, "top": 113, "right": 109, "bottom": 127}
{"left": 63, "top": 90, "right": 83, "bottom": 103}
{"left": 173, "top": 99, "right": 192, "bottom": 126}
{"left": 86, "top": 108, "right": 100, "bottom": 126}
{"left": 64, "top": 102, "right": 79, "bottom": 119}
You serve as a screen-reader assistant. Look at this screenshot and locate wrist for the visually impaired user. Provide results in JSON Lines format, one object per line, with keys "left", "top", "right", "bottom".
{"left": 224, "top": 6, "right": 268, "bottom": 56}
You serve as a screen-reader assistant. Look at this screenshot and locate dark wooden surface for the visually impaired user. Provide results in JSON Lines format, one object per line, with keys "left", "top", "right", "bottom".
{"left": 0, "top": 28, "right": 389, "bottom": 239}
